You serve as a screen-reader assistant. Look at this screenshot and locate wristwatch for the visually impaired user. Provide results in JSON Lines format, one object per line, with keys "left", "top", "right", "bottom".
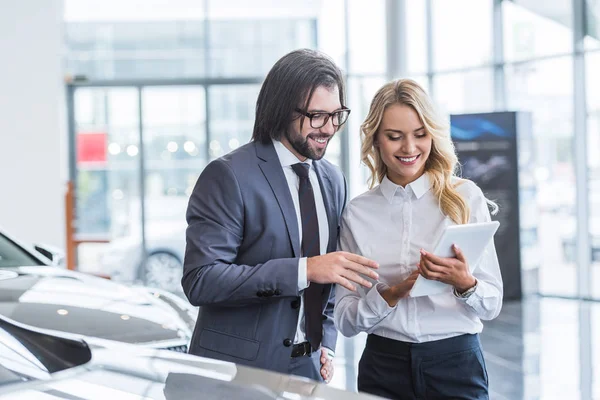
{"left": 454, "top": 280, "right": 478, "bottom": 299}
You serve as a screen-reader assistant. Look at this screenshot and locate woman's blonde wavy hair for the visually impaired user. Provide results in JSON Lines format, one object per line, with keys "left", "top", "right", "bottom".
{"left": 361, "top": 79, "right": 480, "bottom": 225}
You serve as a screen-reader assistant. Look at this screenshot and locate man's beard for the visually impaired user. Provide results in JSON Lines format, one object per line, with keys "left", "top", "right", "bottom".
{"left": 285, "top": 129, "right": 330, "bottom": 161}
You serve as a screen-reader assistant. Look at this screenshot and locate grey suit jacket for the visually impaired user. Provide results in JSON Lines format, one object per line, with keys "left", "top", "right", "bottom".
{"left": 182, "top": 139, "right": 346, "bottom": 374}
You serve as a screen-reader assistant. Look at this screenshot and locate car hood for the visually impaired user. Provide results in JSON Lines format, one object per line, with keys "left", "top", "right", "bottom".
{"left": 0, "top": 267, "right": 190, "bottom": 345}
{"left": 0, "top": 343, "right": 383, "bottom": 400}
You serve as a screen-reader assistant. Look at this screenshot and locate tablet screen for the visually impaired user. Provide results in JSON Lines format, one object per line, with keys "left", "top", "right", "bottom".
{"left": 409, "top": 221, "right": 500, "bottom": 298}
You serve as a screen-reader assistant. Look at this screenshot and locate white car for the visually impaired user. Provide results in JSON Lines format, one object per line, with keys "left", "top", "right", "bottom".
{"left": 0, "top": 226, "right": 194, "bottom": 352}
{"left": 0, "top": 315, "right": 383, "bottom": 400}
{"left": 98, "top": 196, "right": 188, "bottom": 293}
{"left": 99, "top": 223, "right": 187, "bottom": 293}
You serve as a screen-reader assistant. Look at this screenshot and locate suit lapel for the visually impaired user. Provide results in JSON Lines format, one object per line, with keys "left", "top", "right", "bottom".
{"left": 255, "top": 141, "right": 301, "bottom": 258}
{"left": 313, "top": 161, "right": 337, "bottom": 253}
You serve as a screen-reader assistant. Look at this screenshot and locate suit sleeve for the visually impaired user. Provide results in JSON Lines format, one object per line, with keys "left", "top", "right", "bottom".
{"left": 320, "top": 171, "right": 346, "bottom": 351}
{"left": 182, "top": 158, "right": 300, "bottom": 307}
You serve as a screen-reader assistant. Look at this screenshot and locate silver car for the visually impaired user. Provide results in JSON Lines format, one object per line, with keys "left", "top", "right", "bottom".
{"left": 0, "top": 316, "right": 382, "bottom": 400}
{"left": 0, "top": 227, "right": 194, "bottom": 352}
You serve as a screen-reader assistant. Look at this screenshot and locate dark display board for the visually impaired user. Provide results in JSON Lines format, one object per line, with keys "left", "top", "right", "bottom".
{"left": 450, "top": 112, "right": 534, "bottom": 300}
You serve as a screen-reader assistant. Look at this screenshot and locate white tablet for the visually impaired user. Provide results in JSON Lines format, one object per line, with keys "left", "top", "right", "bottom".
{"left": 409, "top": 221, "right": 500, "bottom": 298}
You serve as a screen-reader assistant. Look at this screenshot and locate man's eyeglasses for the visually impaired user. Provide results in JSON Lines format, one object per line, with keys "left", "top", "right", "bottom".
{"left": 295, "top": 107, "right": 351, "bottom": 129}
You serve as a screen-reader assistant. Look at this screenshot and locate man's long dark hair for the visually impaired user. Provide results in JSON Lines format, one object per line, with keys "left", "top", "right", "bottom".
{"left": 251, "top": 49, "right": 346, "bottom": 143}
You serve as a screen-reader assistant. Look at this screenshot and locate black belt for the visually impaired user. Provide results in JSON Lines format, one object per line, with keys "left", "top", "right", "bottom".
{"left": 290, "top": 341, "right": 313, "bottom": 358}
{"left": 367, "top": 333, "right": 480, "bottom": 357}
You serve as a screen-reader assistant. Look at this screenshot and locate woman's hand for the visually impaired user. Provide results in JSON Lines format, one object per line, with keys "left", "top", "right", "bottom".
{"left": 418, "top": 244, "right": 476, "bottom": 293}
{"left": 380, "top": 269, "right": 420, "bottom": 307}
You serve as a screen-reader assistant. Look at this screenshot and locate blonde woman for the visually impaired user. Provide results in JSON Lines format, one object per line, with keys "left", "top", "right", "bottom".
{"left": 334, "top": 79, "right": 502, "bottom": 400}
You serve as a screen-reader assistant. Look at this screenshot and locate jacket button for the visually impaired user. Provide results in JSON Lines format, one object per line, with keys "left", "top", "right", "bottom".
{"left": 274, "top": 289, "right": 282, "bottom": 296}
{"left": 283, "top": 339, "right": 293, "bottom": 347}
{"left": 290, "top": 300, "right": 300, "bottom": 309}
{"left": 257, "top": 291, "right": 263, "bottom": 297}
{"left": 266, "top": 289, "right": 275, "bottom": 297}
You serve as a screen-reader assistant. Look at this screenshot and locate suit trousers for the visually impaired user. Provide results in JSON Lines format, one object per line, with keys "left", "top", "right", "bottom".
{"left": 358, "top": 333, "right": 488, "bottom": 400}
{"left": 288, "top": 350, "right": 324, "bottom": 382}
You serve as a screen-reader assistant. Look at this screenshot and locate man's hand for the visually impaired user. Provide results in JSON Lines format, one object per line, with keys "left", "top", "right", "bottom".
{"left": 320, "top": 348, "right": 334, "bottom": 383}
{"left": 380, "top": 269, "right": 420, "bottom": 307}
{"left": 419, "top": 244, "right": 476, "bottom": 292}
{"left": 307, "top": 251, "right": 379, "bottom": 292}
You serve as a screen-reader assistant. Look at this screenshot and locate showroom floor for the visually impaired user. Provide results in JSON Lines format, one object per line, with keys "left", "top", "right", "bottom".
{"left": 328, "top": 297, "right": 600, "bottom": 400}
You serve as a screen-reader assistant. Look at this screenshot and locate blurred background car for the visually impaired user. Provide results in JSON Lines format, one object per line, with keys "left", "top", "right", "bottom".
{"left": 0, "top": 315, "right": 383, "bottom": 400}
{"left": 96, "top": 195, "right": 188, "bottom": 293}
{"left": 0, "top": 226, "right": 195, "bottom": 352}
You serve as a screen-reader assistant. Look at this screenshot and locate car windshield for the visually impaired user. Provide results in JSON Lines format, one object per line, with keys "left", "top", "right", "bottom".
{"left": 0, "top": 339, "right": 48, "bottom": 385}
{"left": 0, "top": 317, "right": 92, "bottom": 388}
{"left": 0, "top": 234, "right": 44, "bottom": 268}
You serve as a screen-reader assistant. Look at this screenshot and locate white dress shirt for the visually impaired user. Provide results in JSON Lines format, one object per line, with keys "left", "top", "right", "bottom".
{"left": 271, "top": 139, "right": 329, "bottom": 346}
{"left": 334, "top": 173, "right": 503, "bottom": 343}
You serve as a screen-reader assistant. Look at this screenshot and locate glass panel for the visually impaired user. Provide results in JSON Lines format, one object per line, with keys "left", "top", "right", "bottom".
{"left": 407, "top": 75, "right": 430, "bottom": 94}
{"left": 585, "top": 0, "right": 600, "bottom": 50}
{"left": 346, "top": 76, "right": 387, "bottom": 198}
{"left": 406, "top": 0, "right": 428, "bottom": 75}
{"left": 205, "top": 0, "right": 321, "bottom": 76}
{"left": 591, "top": 112, "right": 600, "bottom": 300}
{"left": 208, "top": 19, "right": 315, "bottom": 77}
{"left": 325, "top": 132, "right": 343, "bottom": 168}
{"left": 594, "top": 302, "right": 600, "bottom": 398}
{"left": 208, "top": 85, "right": 261, "bottom": 160}
{"left": 588, "top": 52, "right": 600, "bottom": 114}
{"left": 66, "top": 0, "right": 317, "bottom": 80}
{"left": 139, "top": 86, "right": 207, "bottom": 293}
{"left": 317, "top": 0, "right": 347, "bottom": 70}
{"left": 65, "top": 21, "right": 207, "bottom": 80}
{"left": 74, "top": 88, "right": 142, "bottom": 280}
{"left": 585, "top": 36, "right": 600, "bottom": 50}
{"left": 347, "top": 0, "right": 386, "bottom": 75}
{"left": 503, "top": 0, "right": 572, "bottom": 62}
{"left": 588, "top": 52, "right": 600, "bottom": 299}
{"left": 432, "top": 0, "right": 493, "bottom": 70}
{"left": 432, "top": 69, "right": 494, "bottom": 114}
{"left": 505, "top": 57, "right": 576, "bottom": 296}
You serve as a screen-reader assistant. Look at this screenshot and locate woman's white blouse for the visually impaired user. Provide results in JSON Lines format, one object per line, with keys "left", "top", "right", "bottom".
{"left": 334, "top": 173, "right": 503, "bottom": 343}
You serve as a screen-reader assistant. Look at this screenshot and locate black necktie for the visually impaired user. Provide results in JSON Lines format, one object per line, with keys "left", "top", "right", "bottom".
{"left": 291, "top": 162, "right": 325, "bottom": 349}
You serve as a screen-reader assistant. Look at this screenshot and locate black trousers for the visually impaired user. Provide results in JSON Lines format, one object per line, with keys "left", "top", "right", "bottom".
{"left": 358, "top": 333, "right": 488, "bottom": 400}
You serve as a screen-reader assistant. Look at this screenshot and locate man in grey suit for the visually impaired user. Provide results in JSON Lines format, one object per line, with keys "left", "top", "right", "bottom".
{"left": 182, "top": 49, "right": 379, "bottom": 382}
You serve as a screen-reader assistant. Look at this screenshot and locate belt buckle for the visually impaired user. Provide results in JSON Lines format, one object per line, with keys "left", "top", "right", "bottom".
{"left": 292, "top": 342, "right": 312, "bottom": 358}
{"left": 301, "top": 342, "right": 311, "bottom": 356}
